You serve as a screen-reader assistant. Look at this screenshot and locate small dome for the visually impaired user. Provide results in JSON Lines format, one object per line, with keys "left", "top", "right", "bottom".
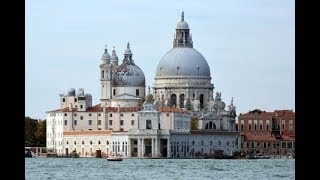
{"left": 68, "top": 88, "right": 76, "bottom": 96}
{"left": 101, "top": 50, "right": 111, "bottom": 60}
{"left": 124, "top": 48, "right": 132, "bottom": 55}
{"left": 176, "top": 21, "right": 189, "bottom": 29}
{"left": 124, "top": 42, "right": 132, "bottom": 55}
{"left": 113, "top": 63, "right": 145, "bottom": 87}
{"left": 111, "top": 49, "right": 118, "bottom": 61}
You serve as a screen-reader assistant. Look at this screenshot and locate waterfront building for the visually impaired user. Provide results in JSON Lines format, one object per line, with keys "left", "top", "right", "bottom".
{"left": 238, "top": 109, "right": 295, "bottom": 156}
{"left": 46, "top": 12, "right": 240, "bottom": 158}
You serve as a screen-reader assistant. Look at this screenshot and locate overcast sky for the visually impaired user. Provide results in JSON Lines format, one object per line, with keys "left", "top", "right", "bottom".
{"left": 25, "top": 0, "right": 295, "bottom": 120}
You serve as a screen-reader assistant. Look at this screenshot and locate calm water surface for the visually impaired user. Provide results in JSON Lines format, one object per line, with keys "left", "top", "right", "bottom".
{"left": 25, "top": 158, "right": 295, "bottom": 180}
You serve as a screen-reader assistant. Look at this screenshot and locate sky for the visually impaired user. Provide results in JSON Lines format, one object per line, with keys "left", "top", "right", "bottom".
{"left": 25, "top": 0, "right": 295, "bottom": 120}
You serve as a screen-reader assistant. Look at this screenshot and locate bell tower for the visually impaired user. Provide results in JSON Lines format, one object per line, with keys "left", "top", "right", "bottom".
{"left": 100, "top": 45, "right": 112, "bottom": 103}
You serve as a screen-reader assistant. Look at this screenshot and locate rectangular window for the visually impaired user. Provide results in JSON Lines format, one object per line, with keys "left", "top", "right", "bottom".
{"left": 131, "top": 114, "right": 134, "bottom": 117}
{"left": 121, "top": 114, "right": 123, "bottom": 117}
{"left": 80, "top": 105, "right": 83, "bottom": 109}
{"left": 74, "top": 120, "right": 77, "bottom": 125}
{"left": 64, "top": 120, "right": 67, "bottom": 125}
{"left": 98, "top": 120, "right": 101, "bottom": 125}
{"left": 166, "top": 113, "right": 169, "bottom": 117}
{"left": 109, "top": 113, "right": 112, "bottom": 117}
{"left": 134, "top": 141, "right": 137, "bottom": 145}
{"left": 131, "top": 120, "right": 134, "bottom": 125}
{"left": 120, "top": 120, "right": 124, "bottom": 126}
{"left": 62, "top": 98, "right": 65, "bottom": 102}
{"left": 136, "top": 89, "right": 139, "bottom": 96}
{"left": 80, "top": 116, "right": 83, "bottom": 120}
{"left": 74, "top": 113, "right": 77, "bottom": 116}
{"left": 113, "top": 89, "right": 115, "bottom": 96}
{"left": 98, "top": 113, "right": 101, "bottom": 116}
{"left": 89, "top": 120, "right": 92, "bottom": 125}
{"left": 109, "top": 120, "right": 112, "bottom": 125}
{"left": 75, "top": 98, "right": 77, "bottom": 102}
{"left": 89, "top": 113, "right": 91, "bottom": 116}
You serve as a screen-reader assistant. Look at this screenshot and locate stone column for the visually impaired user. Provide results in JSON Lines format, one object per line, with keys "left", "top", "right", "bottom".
{"left": 128, "top": 139, "right": 131, "bottom": 157}
{"left": 177, "top": 93, "right": 180, "bottom": 108}
{"left": 155, "top": 137, "right": 158, "bottom": 157}
{"left": 151, "top": 138, "right": 154, "bottom": 157}
{"left": 137, "top": 138, "right": 141, "bottom": 157}
{"left": 142, "top": 138, "right": 145, "bottom": 157}
{"left": 167, "top": 138, "right": 171, "bottom": 158}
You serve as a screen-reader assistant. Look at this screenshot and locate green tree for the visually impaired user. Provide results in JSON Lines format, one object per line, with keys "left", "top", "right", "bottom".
{"left": 25, "top": 117, "right": 46, "bottom": 147}
{"left": 25, "top": 117, "right": 38, "bottom": 146}
{"left": 35, "top": 120, "right": 46, "bottom": 146}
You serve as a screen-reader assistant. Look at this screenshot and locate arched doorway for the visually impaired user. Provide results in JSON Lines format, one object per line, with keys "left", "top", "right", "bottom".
{"left": 171, "top": 94, "right": 177, "bottom": 107}
{"left": 180, "top": 94, "right": 185, "bottom": 108}
{"left": 205, "top": 121, "right": 216, "bottom": 129}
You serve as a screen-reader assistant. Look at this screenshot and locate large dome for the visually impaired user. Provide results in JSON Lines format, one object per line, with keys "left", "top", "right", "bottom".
{"left": 113, "top": 63, "right": 145, "bottom": 86}
{"left": 155, "top": 47, "right": 211, "bottom": 78}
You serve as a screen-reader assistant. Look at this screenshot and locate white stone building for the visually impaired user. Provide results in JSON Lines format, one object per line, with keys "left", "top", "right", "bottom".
{"left": 46, "top": 12, "right": 240, "bottom": 158}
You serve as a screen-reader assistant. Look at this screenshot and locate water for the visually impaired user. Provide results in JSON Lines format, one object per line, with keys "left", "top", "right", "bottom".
{"left": 25, "top": 158, "right": 295, "bottom": 180}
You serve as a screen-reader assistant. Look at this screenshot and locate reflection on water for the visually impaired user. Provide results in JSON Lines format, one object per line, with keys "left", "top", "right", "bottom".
{"left": 25, "top": 158, "right": 295, "bottom": 180}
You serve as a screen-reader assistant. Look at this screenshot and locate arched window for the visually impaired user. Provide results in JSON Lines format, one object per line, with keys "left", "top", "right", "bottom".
{"left": 74, "top": 141, "right": 76, "bottom": 145}
{"left": 66, "top": 141, "right": 69, "bottom": 145}
{"left": 254, "top": 124, "right": 257, "bottom": 130}
{"left": 241, "top": 124, "right": 244, "bottom": 130}
{"left": 180, "top": 94, "right": 185, "bottom": 108}
{"left": 98, "top": 141, "right": 101, "bottom": 145}
{"left": 82, "top": 141, "right": 84, "bottom": 145}
{"left": 170, "top": 94, "right": 177, "bottom": 107}
{"left": 260, "top": 124, "right": 263, "bottom": 130}
{"left": 90, "top": 141, "right": 92, "bottom": 145}
{"left": 200, "top": 94, "right": 204, "bottom": 109}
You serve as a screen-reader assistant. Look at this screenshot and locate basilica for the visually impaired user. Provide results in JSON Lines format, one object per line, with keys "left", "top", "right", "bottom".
{"left": 46, "top": 12, "right": 240, "bottom": 158}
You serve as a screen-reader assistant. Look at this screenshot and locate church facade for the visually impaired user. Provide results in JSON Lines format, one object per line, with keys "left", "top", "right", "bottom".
{"left": 46, "top": 12, "right": 240, "bottom": 158}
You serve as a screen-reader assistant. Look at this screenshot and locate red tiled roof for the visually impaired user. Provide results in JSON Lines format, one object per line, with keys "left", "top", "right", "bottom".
{"left": 242, "top": 132, "right": 276, "bottom": 141}
{"left": 158, "top": 106, "right": 189, "bottom": 113}
{"left": 191, "top": 130, "right": 239, "bottom": 135}
{"left": 274, "top": 110, "right": 295, "bottom": 117}
{"left": 64, "top": 130, "right": 112, "bottom": 136}
{"left": 281, "top": 135, "right": 295, "bottom": 141}
{"left": 47, "top": 104, "right": 142, "bottom": 113}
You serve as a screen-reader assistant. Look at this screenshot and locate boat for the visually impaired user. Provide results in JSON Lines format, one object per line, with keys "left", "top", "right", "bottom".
{"left": 25, "top": 148, "right": 32, "bottom": 158}
{"left": 107, "top": 157, "right": 123, "bottom": 161}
